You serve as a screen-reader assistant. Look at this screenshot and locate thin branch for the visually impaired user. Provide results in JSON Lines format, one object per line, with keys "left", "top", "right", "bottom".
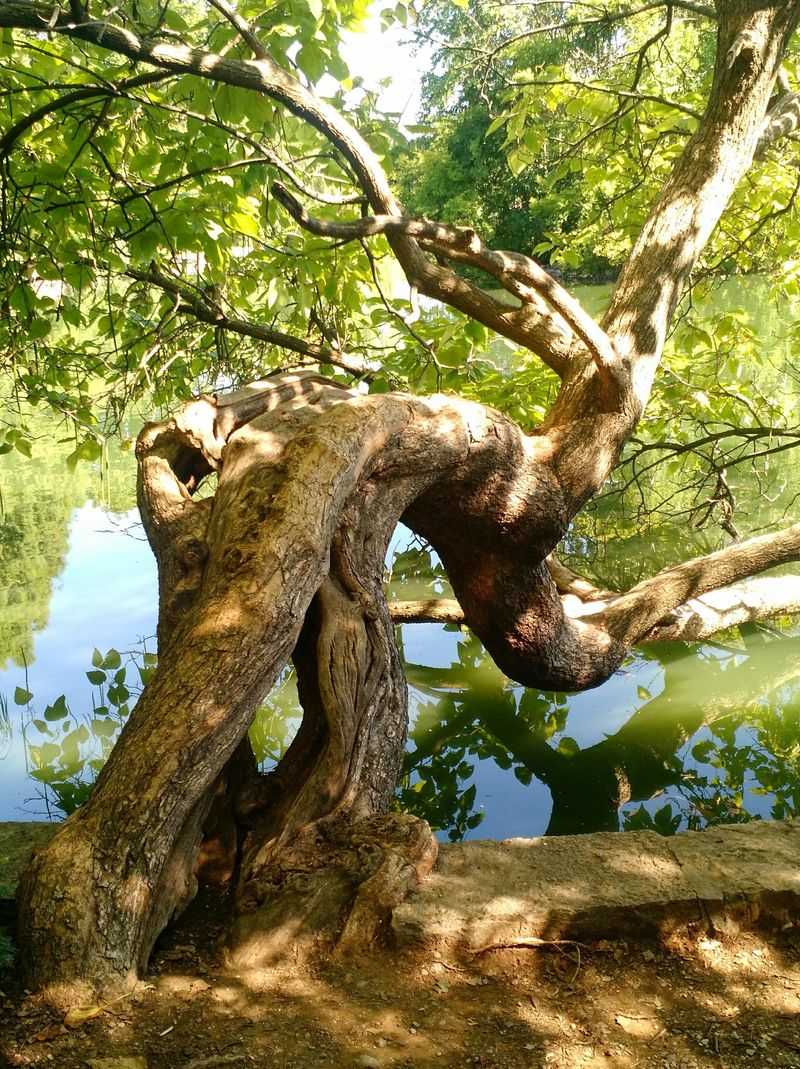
{"left": 506, "top": 76, "right": 702, "bottom": 120}
{"left": 485, "top": 0, "right": 714, "bottom": 17}
{"left": 116, "top": 93, "right": 366, "bottom": 206}
{"left": 126, "top": 266, "right": 375, "bottom": 380}
{"left": 0, "top": 70, "right": 168, "bottom": 162}
{"left": 207, "top": 0, "right": 268, "bottom": 60}
{"left": 482, "top": 0, "right": 710, "bottom": 68}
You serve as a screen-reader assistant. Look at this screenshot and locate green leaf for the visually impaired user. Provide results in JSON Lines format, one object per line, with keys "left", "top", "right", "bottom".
{"left": 86, "top": 670, "right": 106, "bottom": 685}
{"left": 66, "top": 437, "right": 102, "bottom": 471}
{"left": 92, "top": 718, "right": 118, "bottom": 738}
{"left": 297, "top": 42, "right": 326, "bottom": 83}
{"left": 44, "top": 695, "right": 69, "bottom": 721}
{"left": 485, "top": 114, "right": 507, "bottom": 136}
{"left": 14, "top": 686, "right": 33, "bottom": 705}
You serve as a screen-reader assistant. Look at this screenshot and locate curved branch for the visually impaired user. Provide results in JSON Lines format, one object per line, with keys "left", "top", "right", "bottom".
{"left": 388, "top": 556, "right": 614, "bottom": 625}
{"left": 272, "top": 182, "right": 623, "bottom": 386}
{"left": 389, "top": 563, "right": 800, "bottom": 644}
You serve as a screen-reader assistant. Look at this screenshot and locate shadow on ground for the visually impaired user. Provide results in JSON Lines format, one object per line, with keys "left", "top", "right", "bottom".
{"left": 3, "top": 883, "right": 800, "bottom": 1069}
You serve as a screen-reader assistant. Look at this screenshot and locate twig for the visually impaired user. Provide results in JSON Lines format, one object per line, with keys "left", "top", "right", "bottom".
{"left": 471, "top": 937, "right": 590, "bottom": 954}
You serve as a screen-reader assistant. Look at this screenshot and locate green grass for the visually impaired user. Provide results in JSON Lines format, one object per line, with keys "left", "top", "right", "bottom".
{"left": 0, "top": 931, "right": 13, "bottom": 969}
{"left": 0, "top": 876, "right": 15, "bottom": 969}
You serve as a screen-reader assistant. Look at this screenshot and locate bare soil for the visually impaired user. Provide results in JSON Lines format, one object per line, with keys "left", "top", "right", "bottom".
{"left": 2, "top": 891, "right": 800, "bottom": 1069}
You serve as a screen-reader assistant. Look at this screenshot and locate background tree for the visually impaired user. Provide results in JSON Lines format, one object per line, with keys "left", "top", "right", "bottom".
{"left": 2, "top": 0, "right": 800, "bottom": 1008}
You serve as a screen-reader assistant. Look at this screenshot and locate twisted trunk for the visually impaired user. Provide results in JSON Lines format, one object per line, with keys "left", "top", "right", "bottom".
{"left": 8, "top": 0, "right": 800, "bottom": 1006}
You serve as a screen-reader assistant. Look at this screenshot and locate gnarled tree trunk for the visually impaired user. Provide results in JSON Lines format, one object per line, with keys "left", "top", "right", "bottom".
{"left": 9, "top": 0, "right": 800, "bottom": 1006}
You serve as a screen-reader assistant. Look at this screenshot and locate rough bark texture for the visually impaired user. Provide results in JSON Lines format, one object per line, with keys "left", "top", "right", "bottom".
{"left": 7, "top": 0, "right": 800, "bottom": 1005}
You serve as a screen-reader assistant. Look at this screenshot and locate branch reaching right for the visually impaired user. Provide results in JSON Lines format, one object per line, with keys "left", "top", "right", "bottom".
{"left": 272, "top": 182, "right": 624, "bottom": 388}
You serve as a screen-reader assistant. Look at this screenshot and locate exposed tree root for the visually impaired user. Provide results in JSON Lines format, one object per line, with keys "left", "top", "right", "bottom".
{"left": 229, "top": 812, "right": 437, "bottom": 969}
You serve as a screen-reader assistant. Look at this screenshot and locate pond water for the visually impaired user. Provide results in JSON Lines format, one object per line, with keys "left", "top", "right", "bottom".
{"left": 1, "top": 280, "right": 800, "bottom": 841}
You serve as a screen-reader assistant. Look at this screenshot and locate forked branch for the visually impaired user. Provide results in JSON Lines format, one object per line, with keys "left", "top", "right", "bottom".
{"left": 272, "top": 182, "right": 624, "bottom": 387}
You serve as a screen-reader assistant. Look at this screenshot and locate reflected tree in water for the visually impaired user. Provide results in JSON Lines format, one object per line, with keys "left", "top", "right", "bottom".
{"left": 402, "top": 630, "right": 800, "bottom": 839}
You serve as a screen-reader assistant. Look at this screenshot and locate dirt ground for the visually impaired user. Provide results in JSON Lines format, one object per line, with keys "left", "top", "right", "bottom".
{"left": 3, "top": 893, "right": 800, "bottom": 1069}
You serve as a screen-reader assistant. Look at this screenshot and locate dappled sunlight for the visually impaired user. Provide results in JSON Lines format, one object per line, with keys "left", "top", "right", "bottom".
{"left": 2, "top": 0, "right": 800, "bottom": 1042}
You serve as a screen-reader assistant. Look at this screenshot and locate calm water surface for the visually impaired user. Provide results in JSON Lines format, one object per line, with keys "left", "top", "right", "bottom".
{"left": 2, "top": 280, "right": 800, "bottom": 840}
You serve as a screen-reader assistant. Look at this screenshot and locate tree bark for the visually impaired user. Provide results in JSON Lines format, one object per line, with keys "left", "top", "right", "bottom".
{"left": 7, "top": 0, "right": 800, "bottom": 1005}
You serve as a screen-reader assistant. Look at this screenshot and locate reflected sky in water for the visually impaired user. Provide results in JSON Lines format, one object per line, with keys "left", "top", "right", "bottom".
{"left": 2, "top": 278, "right": 800, "bottom": 837}
{"left": 1, "top": 490, "right": 797, "bottom": 840}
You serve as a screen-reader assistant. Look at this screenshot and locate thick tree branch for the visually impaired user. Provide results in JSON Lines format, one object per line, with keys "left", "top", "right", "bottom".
{"left": 596, "top": 1, "right": 800, "bottom": 399}
{"left": 389, "top": 598, "right": 464, "bottom": 624}
{"left": 642, "top": 574, "right": 800, "bottom": 641}
{"left": 272, "top": 182, "right": 623, "bottom": 386}
{"left": 388, "top": 556, "right": 614, "bottom": 625}
{"left": 757, "top": 89, "right": 800, "bottom": 152}
{"left": 597, "top": 522, "right": 800, "bottom": 644}
{"left": 536, "top": 0, "right": 800, "bottom": 505}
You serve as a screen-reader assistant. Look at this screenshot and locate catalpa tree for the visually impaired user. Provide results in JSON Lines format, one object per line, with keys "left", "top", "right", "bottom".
{"left": 2, "top": 0, "right": 800, "bottom": 1004}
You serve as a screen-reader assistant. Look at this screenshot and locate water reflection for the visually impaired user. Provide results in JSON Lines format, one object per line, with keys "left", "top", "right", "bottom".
{"left": 6, "top": 618, "right": 799, "bottom": 840}
{"left": 401, "top": 630, "right": 800, "bottom": 839}
{"left": 2, "top": 277, "right": 800, "bottom": 837}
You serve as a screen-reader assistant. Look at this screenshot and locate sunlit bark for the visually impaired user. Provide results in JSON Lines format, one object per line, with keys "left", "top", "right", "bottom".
{"left": 5, "top": 0, "right": 800, "bottom": 1002}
